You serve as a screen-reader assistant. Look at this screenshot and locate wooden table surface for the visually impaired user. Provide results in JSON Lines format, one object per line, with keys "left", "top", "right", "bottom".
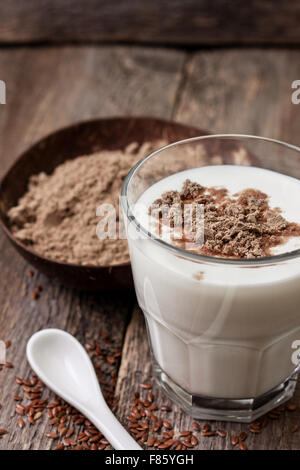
{"left": 0, "top": 45, "right": 300, "bottom": 450}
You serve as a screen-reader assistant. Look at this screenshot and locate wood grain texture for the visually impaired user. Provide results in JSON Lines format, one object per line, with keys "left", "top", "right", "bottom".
{"left": 1, "top": 45, "right": 300, "bottom": 450}
{"left": 0, "top": 46, "right": 185, "bottom": 178}
{"left": 0, "top": 1, "right": 300, "bottom": 45}
{"left": 0, "top": 45, "right": 185, "bottom": 449}
{"left": 174, "top": 49, "right": 300, "bottom": 146}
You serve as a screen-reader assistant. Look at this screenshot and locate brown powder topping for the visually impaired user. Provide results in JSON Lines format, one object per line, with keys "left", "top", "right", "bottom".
{"left": 7, "top": 141, "right": 167, "bottom": 266}
{"left": 150, "top": 179, "right": 300, "bottom": 259}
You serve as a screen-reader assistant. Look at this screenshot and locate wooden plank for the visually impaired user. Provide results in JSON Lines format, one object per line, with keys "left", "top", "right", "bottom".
{"left": 175, "top": 49, "right": 300, "bottom": 146}
{"left": 0, "top": 45, "right": 186, "bottom": 449}
{"left": 0, "top": 46, "right": 186, "bottom": 177}
{"left": 0, "top": 1, "right": 300, "bottom": 46}
{"left": 115, "top": 49, "right": 300, "bottom": 450}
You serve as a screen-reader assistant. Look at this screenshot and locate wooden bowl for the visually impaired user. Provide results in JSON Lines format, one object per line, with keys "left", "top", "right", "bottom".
{"left": 0, "top": 117, "right": 207, "bottom": 290}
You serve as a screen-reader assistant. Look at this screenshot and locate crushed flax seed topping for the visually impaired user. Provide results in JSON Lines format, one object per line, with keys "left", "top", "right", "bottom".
{"left": 149, "top": 179, "right": 300, "bottom": 259}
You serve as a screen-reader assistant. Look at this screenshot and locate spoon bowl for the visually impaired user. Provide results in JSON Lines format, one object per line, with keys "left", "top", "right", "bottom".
{"left": 27, "top": 328, "right": 141, "bottom": 450}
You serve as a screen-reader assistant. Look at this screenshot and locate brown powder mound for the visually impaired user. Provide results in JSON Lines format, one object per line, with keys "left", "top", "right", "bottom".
{"left": 7, "top": 141, "right": 167, "bottom": 266}
{"left": 150, "top": 179, "right": 300, "bottom": 259}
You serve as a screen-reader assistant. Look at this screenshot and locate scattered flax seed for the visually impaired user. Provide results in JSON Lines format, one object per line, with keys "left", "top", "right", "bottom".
{"left": 179, "top": 430, "right": 191, "bottom": 437}
{"left": 17, "top": 418, "right": 25, "bottom": 429}
{"left": 239, "top": 431, "right": 248, "bottom": 442}
{"left": 239, "top": 442, "right": 248, "bottom": 450}
{"left": 31, "top": 290, "right": 39, "bottom": 300}
{"left": 191, "top": 421, "right": 200, "bottom": 431}
{"left": 15, "top": 377, "right": 23, "bottom": 385}
{"left": 160, "top": 405, "right": 171, "bottom": 412}
{"left": 249, "top": 427, "right": 261, "bottom": 434}
{"left": 232, "top": 435, "right": 239, "bottom": 446}
{"left": 55, "top": 443, "right": 64, "bottom": 451}
{"left": 140, "top": 383, "right": 152, "bottom": 390}
{"left": 47, "top": 433, "right": 59, "bottom": 439}
{"left": 291, "top": 424, "right": 299, "bottom": 433}
{"left": 5, "top": 362, "right": 13, "bottom": 369}
{"left": 13, "top": 395, "right": 23, "bottom": 401}
{"left": 0, "top": 429, "right": 8, "bottom": 436}
{"left": 216, "top": 429, "right": 227, "bottom": 438}
{"left": 162, "top": 420, "right": 172, "bottom": 429}
{"left": 15, "top": 405, "right": 25, "bottom": 415}
{"left": 5, "top": 341, "right": 11, "bottom": 349}
{"left": 202, "top": 424, "right": 211, "bottom": 433}
{"left": 201, "top": 431, "right": 216, "bottom": 437}
{"left": 287, "top": 404, "right": 297, "bottom": 411}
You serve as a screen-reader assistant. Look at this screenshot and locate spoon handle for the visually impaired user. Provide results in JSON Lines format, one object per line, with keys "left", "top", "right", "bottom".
{"left": 87, "top": 404, "right": 142, "bottom": 450}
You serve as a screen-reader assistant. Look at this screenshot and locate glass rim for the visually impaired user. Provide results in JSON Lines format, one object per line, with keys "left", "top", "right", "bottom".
{"left": 121, "top": 134, "right": 300, "bottom": 266}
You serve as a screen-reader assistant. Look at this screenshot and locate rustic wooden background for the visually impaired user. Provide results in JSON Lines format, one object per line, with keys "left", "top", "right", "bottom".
{"left": 0, "top": 1, "right": 300, "bottom": 45}
{"left": 0, "top": 45, "right": 300, "bottom": 450}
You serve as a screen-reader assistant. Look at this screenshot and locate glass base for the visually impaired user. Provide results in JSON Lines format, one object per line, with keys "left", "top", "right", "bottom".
{"left": 152, "top": 357, "right": 298, "bottom": 423}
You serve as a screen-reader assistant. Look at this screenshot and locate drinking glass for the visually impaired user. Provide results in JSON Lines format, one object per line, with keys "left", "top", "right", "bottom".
{"left": 121, "top": 135, "right": 300, "bottom": 422}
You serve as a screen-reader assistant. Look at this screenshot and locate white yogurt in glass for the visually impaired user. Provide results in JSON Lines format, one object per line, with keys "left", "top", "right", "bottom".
{"left": 128, "top": 165, "right": 300, "bottom": 399}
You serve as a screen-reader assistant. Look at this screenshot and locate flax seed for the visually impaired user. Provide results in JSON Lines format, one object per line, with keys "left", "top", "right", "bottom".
{"left": 163, "top": 420, "right": 172, "bottom": 429}
{"left": 66, "top": 429, "right": 74, "bottom": 438}
{"left": 179, "top": 430, "right": 191, "bottom": 437}
{"left": 239, "top": 432, "right": 247, "bottom": 442}
{"left": 239, "top": 442, "right": 247, "bottom": 450}
{"left": 160, "top": 405, "right": 171, "bottom": 412}
{"left": 59, "top": 427, "right": 67, "bottom": 437}
{"left": 202, "top": 423, "right": 211, "bottom": 433}
{"left": 50, "top": 417, "right": 59, "bottom": 425}
{"left": 100, "top": 438, "right": 109, "bottom": 445}
{"left": 17, "top": 418, "right": 25, "bottom": 429}
{"left": 291, "top": 424, "right": 299, "bottom": 433}
{"left": 13, "top": 395, "right": 23, "bottom": 401}
{"left": 153, "top": 422, "right": 161, "bottom": 432}
{"left": 216, "top": 429, "right": 227, "bottom": 438}
{"left": 55, "top": 443, "right": 64, "bottom": 450}
{"left": 191, "top": 421, "right": 200, "bottom": 431}
{"left": 287, "top": 404, "right": 297, "bottom": 411}
{"left": 140, "top": 383, "right": 152, "bottom": 389}
{"left": 46, "top": 432, "right": 59, "bottom": 439}
{"left": 232, "top": 435, "right": 239, "bottom": 446}
{"left": 249, "top": 427, "right": 261, "bottom": 434}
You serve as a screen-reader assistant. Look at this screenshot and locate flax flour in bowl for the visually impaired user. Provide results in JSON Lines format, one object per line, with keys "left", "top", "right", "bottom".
{"left": 0, "top": 117, "right": 206, "bottom": 289}
{"left": 7, "top": 141, "right": 167, "bottom": 267}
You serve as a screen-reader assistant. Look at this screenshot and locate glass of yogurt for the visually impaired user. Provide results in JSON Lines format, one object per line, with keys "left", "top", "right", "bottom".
{"left": 121, "top": 135, "right": 300, "bottom": 422}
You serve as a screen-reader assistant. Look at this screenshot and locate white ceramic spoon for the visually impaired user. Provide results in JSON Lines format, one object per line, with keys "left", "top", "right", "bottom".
{"left": 26, "top": 328, "right": 142, "bottom": 450}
